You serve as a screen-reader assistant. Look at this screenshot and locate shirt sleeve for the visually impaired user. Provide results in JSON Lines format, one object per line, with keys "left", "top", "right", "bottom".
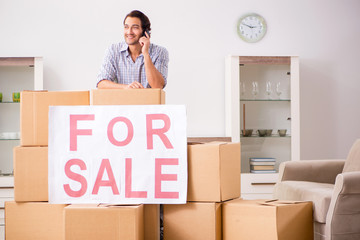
{"left": 153, "top": 47, "right": 169, "bottom": 88}
{"left": 96, "top": 45, "right": 118, "bottom": 87}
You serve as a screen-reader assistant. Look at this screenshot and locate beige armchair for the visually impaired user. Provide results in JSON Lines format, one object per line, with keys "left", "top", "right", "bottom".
{"left": 273, "top": 139, "right": 360, "bottom": 240}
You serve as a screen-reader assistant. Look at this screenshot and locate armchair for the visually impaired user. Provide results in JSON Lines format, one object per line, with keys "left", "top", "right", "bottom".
{"left": 273, "top": 139, "right": 360, "bottom": 240}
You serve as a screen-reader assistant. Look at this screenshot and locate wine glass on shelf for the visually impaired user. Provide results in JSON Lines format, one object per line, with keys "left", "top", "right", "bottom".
{"left": 265, "top": 81, "right": 272, "bottom": 99}
{"left": 240, "top": 81, "right": 246, "bottom": 97}
{"left": 276, "top": 82, "right": 282, "bottom": 99}
{"left": 251, "top": 81, "right": 259, "bottom": 99}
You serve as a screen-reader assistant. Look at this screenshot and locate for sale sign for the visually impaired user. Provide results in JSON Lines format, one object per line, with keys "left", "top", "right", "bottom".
{"left": 48, "top": 105, "right": 187, "bottom": 204}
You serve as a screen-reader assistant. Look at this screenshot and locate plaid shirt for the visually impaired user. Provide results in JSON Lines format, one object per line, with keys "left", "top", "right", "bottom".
{"left": 97, "top": 42, "right": 169, "bottom": 88}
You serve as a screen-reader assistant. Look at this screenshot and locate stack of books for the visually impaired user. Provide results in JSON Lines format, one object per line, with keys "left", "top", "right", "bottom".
{"left": 249, "top": 158, "right": 276, "bottom": 173}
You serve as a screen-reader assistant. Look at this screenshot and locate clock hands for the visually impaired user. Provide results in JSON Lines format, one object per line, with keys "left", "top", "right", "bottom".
{"left": 242, "top": 23, "right": 257, "bottom": 29}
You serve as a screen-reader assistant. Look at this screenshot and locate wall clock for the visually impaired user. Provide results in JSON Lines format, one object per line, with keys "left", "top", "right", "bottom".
{"left": 237, "top": 13, "right": 267, "bottom": 43}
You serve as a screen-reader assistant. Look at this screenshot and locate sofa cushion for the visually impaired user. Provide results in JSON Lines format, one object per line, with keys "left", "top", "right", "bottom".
{"left": 273, "top": 181, "right": 334, "bottom": 223}
{"left": 343, "top": 139, "right": 360, "bottom": 173}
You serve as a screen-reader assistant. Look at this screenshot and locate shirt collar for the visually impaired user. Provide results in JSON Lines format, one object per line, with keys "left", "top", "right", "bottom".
{"left": 121, "top": 42, "right": 153, "bottom": 58}
{"left": 120, "top": 42, "right": 130, "bottom": 57}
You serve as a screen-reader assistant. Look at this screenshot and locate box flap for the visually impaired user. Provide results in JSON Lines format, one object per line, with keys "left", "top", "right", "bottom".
{"left": 257, "top": 199, "right": 311, "bottom": 206}
{"left": 100, "top": 203, "right": 141, "bottom": 208}
{"left": 187, "top": 141, "right": 230, "bottom": 146}
{"left": 187, "top": 143, "right": 221, "bottom": 201}
{"left": 23, "top": 90, "right": 48, "bottom": 92}
{"left": 220, "top": 142, "right": 241, "bottom": 201}
{"left": 90, "top": 88, "right": 165, "bottom": 105}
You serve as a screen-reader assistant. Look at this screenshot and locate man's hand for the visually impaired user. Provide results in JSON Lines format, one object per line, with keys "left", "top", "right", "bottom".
{"left": 139, "top": 31, "right": 150, "bottom": 56}
{"left": 126, "top": 81, "right": 144, "bottom": 89}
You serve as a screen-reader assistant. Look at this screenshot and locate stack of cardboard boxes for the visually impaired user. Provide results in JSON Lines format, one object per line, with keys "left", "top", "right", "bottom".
{"left": 163, "top": 141, "right": 313, "bottom": 240}
{"left": 6, "top": 90, "right": 89, "bottom": 240}
{"left": 5, "top": 89, "right": 164, "bottom": 240}
{"left": 163, "top": 141, "right": 241, "bottom": 240}
{"left": 5, "top": 89, "right": 314, "bottom": 240}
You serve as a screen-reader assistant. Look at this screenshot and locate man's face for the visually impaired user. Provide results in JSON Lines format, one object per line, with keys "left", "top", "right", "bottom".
{"left": 124, "top": 17, "right": 143, "bottom": 46}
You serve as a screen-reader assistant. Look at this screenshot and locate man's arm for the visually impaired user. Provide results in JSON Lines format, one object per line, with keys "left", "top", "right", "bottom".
{"left": 143, "top": 54, "right": 165, "bottom": 88}
{"left": 97, "top": 80, "right": 144, "bottom": 89}
{"left": 140, "top": 32, "right": 168, "bottom": 88}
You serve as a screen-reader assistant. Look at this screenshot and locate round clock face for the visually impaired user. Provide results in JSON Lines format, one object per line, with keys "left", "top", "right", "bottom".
{"left": 237, "top": 13, "right": 267, "bottom": 43}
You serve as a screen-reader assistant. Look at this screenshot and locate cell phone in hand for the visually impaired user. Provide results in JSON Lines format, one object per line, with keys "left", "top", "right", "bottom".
{"left": 142, "top": 29, "right": 150, "bottom": 38}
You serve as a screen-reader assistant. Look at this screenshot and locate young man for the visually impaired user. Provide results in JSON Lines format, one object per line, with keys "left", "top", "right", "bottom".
{"left": 97, "top": 10, "right": 169, "bottom": 89}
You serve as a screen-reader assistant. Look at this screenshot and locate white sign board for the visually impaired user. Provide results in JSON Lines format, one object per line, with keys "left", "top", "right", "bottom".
{"left": 48, "top": 105, "right": 187, "bottom": 204}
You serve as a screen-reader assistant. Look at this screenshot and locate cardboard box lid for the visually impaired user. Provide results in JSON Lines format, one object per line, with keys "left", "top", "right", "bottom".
{"left": 90, "top": 88, "right": 165, "bottom": 105}
{"left": 224, "top": 198, "right": 312, "bottom": 208}
{"left": 65, "top": 203, "right": 143, "bottom": 211}
{"left": 187, "top": 141, "right": 232, "bottom": 146}
{"left": 257, "top": 199, "right": 312, "bottom": 206}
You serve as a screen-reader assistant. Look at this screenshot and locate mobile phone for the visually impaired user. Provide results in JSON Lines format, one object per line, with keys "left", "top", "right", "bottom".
{"left": 142, "top": 29, "right": 150, "bottom": 38}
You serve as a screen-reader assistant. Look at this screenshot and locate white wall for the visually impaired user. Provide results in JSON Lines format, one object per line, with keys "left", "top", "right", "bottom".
{"left": 1, "top": 0, "right": 360, "bottom": 160}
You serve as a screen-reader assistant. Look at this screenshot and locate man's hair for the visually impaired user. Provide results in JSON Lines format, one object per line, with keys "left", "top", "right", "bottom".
{"left": 123, "top": 10, "right": 151, "bottom": 32}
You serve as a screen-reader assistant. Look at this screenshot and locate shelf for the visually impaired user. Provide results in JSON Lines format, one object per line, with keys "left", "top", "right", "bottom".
{"left": 0, "top": 173, "right": 13, "bottom": 177}
{"left": 239, "top": 56, "right": 291, "bottom": 65}
{"left": 226, "top": 55, "right": 299, "bottom": 198}
{"left": 0, "top": 57, "right": 35, "bottom": 67}
{"left": 0, "top": 175, "right": 14, "bottom": 187}
{"left": 248, "top": 172, "right": 278, "bottom": 175}
{"left": 240, "top": 99, "right": 290, "bottom": 102}
{"left": 0, "top": 56, "right": 43, "bottom": 181}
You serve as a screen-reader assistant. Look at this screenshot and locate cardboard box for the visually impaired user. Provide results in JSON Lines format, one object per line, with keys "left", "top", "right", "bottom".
{"left": 187, "top": 142, "right": 240, "bottom": 202}
{"left": 65, "top": 204, "right": 144, "bottom": 240}
{"left": 13, "top": 146, "right": 48, "bottom": 202}
{"left": 20, "top": 90, "right": 90, "bottom": 146}
{"left": 164, "top": 202, "right": 221, "bottom": 240}
{"left": 144, "top": 205, "right": 160, "bottom": 240}
{"left": 5, "top": 201, "right": 67, "bottom": 240}
{"left": 90, "top": 89, "right": 165, "bottom": 105}
{"left": 222, "top": 199, "right": 313, "bottom": 240}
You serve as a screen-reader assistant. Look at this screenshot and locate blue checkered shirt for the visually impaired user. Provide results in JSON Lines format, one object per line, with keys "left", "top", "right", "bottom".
{"left": 97, "top": 42, "right": 169, "bottom": 88}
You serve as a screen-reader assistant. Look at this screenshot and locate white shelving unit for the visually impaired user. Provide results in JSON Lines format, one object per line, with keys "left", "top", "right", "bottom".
{"left": 0, "top": 57, "right": 43, "bottom": 240}
{"left": 225, "top": 56, "right": 300, "bottom": 199}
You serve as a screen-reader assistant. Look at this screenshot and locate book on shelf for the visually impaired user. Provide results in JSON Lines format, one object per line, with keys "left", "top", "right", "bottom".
{"left": 250, "top": 161, "right": 276, "bottom": 166}
{"left": 249, "top": 157, "right": 275, "bottom": 162}
{"left": 250, "top": 169, "right": 277, "bottom": 174}
{"left": 249, "top": 157, "right": 276, "bottom": 166}
{"left": 250, "top": 165, "right": 275, "bottom": 171}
